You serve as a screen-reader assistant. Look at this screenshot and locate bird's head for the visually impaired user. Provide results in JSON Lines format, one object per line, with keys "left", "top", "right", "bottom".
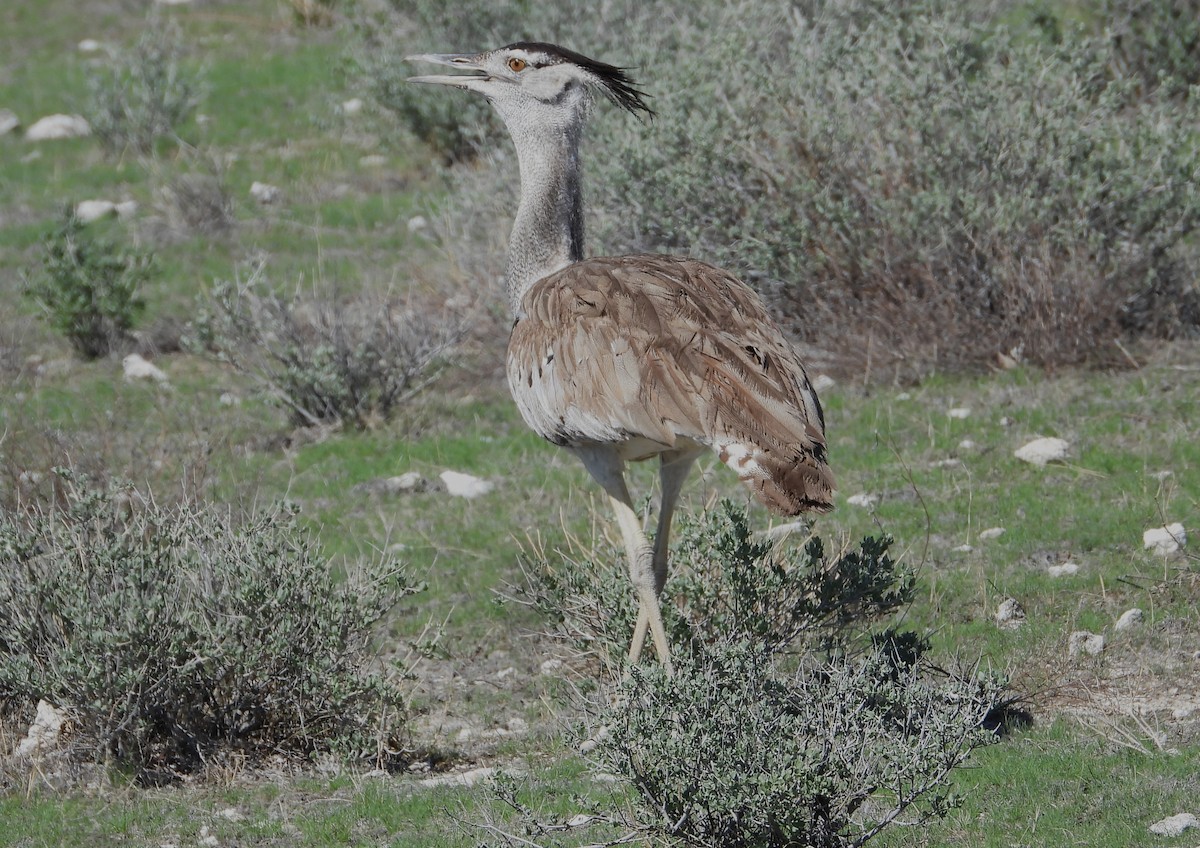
{"left": 406, "top": 42, "right": 652, "bottom": 134}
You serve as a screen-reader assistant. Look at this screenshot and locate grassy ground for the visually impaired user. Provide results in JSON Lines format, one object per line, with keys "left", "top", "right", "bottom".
{"left": 2, "top": 1, "right": 1198, "bottom": 846}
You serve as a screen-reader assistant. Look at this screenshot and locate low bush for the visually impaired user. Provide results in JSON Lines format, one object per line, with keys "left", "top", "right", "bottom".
{"left": 513, "top": 499, "right": 914, "bottom": 665}
{"left": 597, "top": 641, "right": 1000, "bottom": 848}
{"left": 506, "top": 501, "right": 1004, "bottom": 847}
{"left": 188, "top": 261, "right": 464, "bottom": 429}
{"left": 23, "top": 214, "right": 150, "bottom": 360}
{"left": 85, "top": 14, "right": 203, "bottom": 155}
{"left": 0, "top": 470, "right": 417, "bottom": 780}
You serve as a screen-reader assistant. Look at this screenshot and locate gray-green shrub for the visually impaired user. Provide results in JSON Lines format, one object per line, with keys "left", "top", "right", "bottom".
{"left": 0, "top": 470, "right": 415, "bottom": 778}
{"left": 188, "top": 261, "right": 463, "bottom": 429}
{"left": 23, "top": 214, "right": 149, "bottom": 359}
{"left": 365, "top": 0, "right": 1200, "bottom": 375}
{"left": 86, "top": 15, "right": 203, "bottom": 154}
{"left": 514, "top": 499, "right": 914, "bottom": 665}
{"left": 599, "top": 640, "right": 1001, "bottom": 848}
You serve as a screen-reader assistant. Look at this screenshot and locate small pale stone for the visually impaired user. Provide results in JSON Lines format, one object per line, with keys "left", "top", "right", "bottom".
{"left": 25, "top": 113, "right": 90, "bottom": 140}
{"left": 114, "top": 200, "right": 138, "bottom": 219}
{"left": 811, "top": 374, "right": 836, "bottom": 392}
{"left": 896, "top": 391, "right": 911, "bottom": 400}
{"left": 948, "top": 407, "right": 971, "bottom": 419}
{"left": 995, "top": 598, "right": 1025, "bottom": 630}
{"left": 1152, "top": 470, "right": 1174, "bottom": 481}
{"left": 440, "top": 470, "right": 494, "bottom": 499}
{"left": 1148, "top": 813, "right": 1198, "bottom": 837}
{"left": 359, "top": 154, "right": 387, "bottom": 168}
{"left": 846, "top": 493, "right": 878, "bottom": 508}
{"left": 407, "top": 215, "right": 428, "bottom": 233}
{"left": 215, "top": 808, "right": 244, "bottom": 822}
{"left": 1014, "top": 437, "right": 1070, "bottom": 466}
{"left": 250, "top": 181, "right": 281, "bottom": 204}
{"left": 540, "top": 658, "right": 564, "bottom": 675}
{"left": 931, "top": 458, "right": 962, "bottom": 468}
{"left": 1143, "top": 523, "right": 1186, "bottom": 556}
{"left": 78, "top": 39, "right": 103, "bottom": 52}
{"left": 122, "top": 353, "right": 169, "bottom": 383}
{"left": 1047, "top": 562, "right": 1080, "bottom": 577}
{"left": 340, "top": 97, "right": 364, "bottom": 116}
{"left": 953, "top": 543, "right": 974, "bottom": 553}
{"left": 218, "top": 392, "right": 241, "bottom": 407}
{"left": 760, "top": 520, "right": 808, "bottom": 541}
{"left": 495, "top": 666, "right": 516, "bottom": 680}
{"left": 419, "top": 766, "right": 496, "bottom": 788}
{"left": 506, "top": 716, "right": 528, "bottom": 734}
{"left": 0, "top": 108, "right": 20, "bottom": 136}
{"left": 957, "top": 439, "right": 977, "bottom": 450}
{"left": 1115, "top": 608, "right": 1144, "bottom": 631}
{"left": 15, "top": 700, "right": 67, "bottom": 757}
{"left": 75, "top": 199, "right": 117, "bottom": 223}
{"left": 979, "top": 527, "right": 1005, "bottom": 541}
{"left": 1068, "top": 631, "right": 1106, "bottom": 657}
{"left": 567, "top": 814, "right": 594, "bottom": 828}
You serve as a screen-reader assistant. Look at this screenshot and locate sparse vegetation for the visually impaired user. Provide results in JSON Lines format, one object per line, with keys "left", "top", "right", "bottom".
{"left": 188, "top": 261, "right": 464, "bottom": 429}
{"left": 0, "top": 470, "right": 417, "bottom": 780}
{"left": 1, "top": 0, "right": 1198, "bottom": 845}
{"left": 84, "top": 14, "right": 203, "bottom": 155}
{"left": 22, "top": 214, "right": 150, "bottom": 359}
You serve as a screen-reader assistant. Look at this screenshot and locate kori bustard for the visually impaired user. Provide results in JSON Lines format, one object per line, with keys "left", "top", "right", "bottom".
{"left": 408, "top": 42, "right": 835, "bottom": 674}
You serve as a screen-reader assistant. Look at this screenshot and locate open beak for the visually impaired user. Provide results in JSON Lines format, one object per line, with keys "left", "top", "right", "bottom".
{"left": 405, "top": 53, "right": 490, "bottom": 90}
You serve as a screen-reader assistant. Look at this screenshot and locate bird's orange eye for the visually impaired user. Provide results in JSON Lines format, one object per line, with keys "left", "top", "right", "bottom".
{"left": 507, "top": 57, "right": 527, "bottom": 73}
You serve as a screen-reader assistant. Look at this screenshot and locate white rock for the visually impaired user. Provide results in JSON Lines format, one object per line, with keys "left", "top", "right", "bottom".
{"left": 1047, "top": 562, "right": 1080, "bottom": 577}
{"left": 198, "top": 825, "right": 219, "bottom": 847}
{"left": 811, "top": 374, "right": 836, "bottom": 392}
{"left": 15, "top": 700, "right": 67, "bottom": 757}
{"left": 957, "top": 439, "right": 977, "bottom": 450}
{"left": 1014, "top": 437, "right": 1070, "bottom": 466}
{"left": 359, "top": 154, "right": 387, "bottom": 168}
{"left": 1149, "top": 813, "right": 1198, "bottom": 837}
{"left": 218, "top": 392, "right": 241, "bottom": 407}
{"left": 340, "top": 97, "right": 364, "bottom": 116}
{"left": 496, "top": 665, "right": 516, "bottom": 680}
{"left": 978, "top": 527, "right": 1005, "bottom": 541}
{"left": 0, "top": 108, "right": 20, "bottom": 136}
{"left": 75, "top": 199, "right": 117, "bottom": 223}
{"left": 846, "top": 493, "right": 878, "bottom": 508}
{"left": 77, "top": 39, "right": 104, "bottom": 52}
{"left": 115, "top": 200, "right": 138, "bottom": 219}
{"left": 995, "top": 598, "right": 1025, "bottom": 630}
{"left": 407, "top": 215, "right": 428, "bottom": 233}
{"left": 539, "top": 658, "right": 564, "bottom": 675}
{"left": 440, "top": 470, "right": 494, "bottom": 499}
{"left": 25, "top": 113, "right": 90, "bottom": 140}
{"left": 215, "top": 808, "right": 244, "bottom": 822}
{"left": 947, "top": 407, "right": 971, "bottom": 419}
{"left": 419, "top": 766, "right": 496, "bottom": 789}
{"left": 123, "top": 353, "right": 169, "bottom": 383}
{"left": 1115, "top": 608, "right": 1144, "bottom": 631}
{"left": 1152, "top": 469, "right": 1174, "bottom": 481}
{"left": 250, "top": 181, "right": 281, "bottom": 204}
{"left": 1068, "top": 631, "right": 1106, "bottom": 657}
{"left": 1143, "top": 523, "right": 1186, "bottom": 556}
{"left": 952, "top": 543, "right": 974, "bottom": 553}
{"left": 896, "top": 391, "right": 911, "bottom": 400}
{"left": 506, "top": 716, "right": 528, "bottom": 734}
{"left": 930, "top": 458, "right": 962, "bottom": 468}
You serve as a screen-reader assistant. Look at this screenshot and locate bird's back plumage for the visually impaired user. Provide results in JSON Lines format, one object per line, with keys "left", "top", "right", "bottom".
{"left": 508, "top": 254, "right": 835, "bottom": 515}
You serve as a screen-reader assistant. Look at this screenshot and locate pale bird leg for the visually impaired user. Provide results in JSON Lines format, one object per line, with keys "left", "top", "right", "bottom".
{"left": 575, "top": 445, "right": 675, "bottom": 675}
{"left": 628, "top": 448, "right": 702, "bottom": 665}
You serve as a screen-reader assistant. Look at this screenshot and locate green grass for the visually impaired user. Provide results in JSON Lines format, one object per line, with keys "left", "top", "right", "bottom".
{"left": 2, "top": 0, "right": 1199, "bottom": 845}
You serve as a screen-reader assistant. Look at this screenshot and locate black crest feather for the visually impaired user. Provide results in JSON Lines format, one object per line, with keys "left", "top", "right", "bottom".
{"left": 505, "top": 41, "right": 654, "bottom": 118}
